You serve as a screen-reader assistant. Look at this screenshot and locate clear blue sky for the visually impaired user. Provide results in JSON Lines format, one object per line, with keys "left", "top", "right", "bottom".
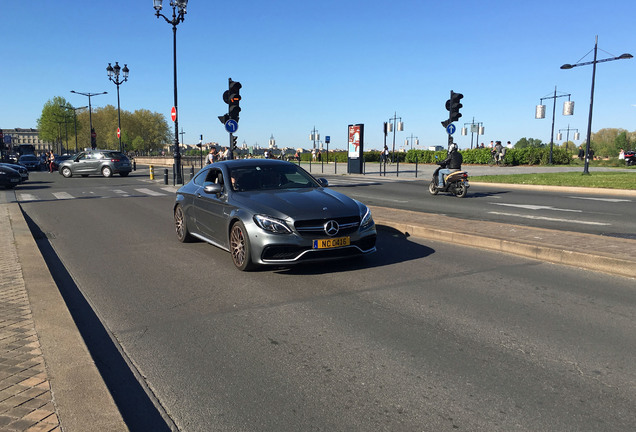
{"left": 3, "top": 0, "right": 635, "bottom": 151}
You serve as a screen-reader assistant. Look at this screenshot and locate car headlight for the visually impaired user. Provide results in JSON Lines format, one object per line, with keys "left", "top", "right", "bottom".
{"left": 360, "top": 205, "right": 374, "bottom": 230}
{"left": 253, "top": 215, "right": 292, "bottom": 234}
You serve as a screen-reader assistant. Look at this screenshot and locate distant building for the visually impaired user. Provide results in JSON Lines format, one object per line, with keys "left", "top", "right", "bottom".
{"left": 1, "top": 128, "right": 53, "bottom": 153}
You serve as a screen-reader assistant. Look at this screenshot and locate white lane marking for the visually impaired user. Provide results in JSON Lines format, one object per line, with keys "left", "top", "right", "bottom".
{"left": 349, "top": 193, "right": 410, "bottom": 203}
{"left": 490, "top": 202, "right": 581, "bottom": 213}
{"left": 488, "top": 211, "right": 610, "bottom": 226}
{"left": 18, "top": 193, "right": 38, "bottom": 202}
{"left": 52, "top": 192, "right": 74, "bottom": 200}
{"left": 113, "top": 189, "right": 130, "bottom": 197}
{"left": 567, "top": 196, "right": 632, "bottom": 203}
{"left": 134, "top": 188, "right": 167, "bottom": 196}
{"left": 160, "top": 186, "right": 179, "bottom": 193}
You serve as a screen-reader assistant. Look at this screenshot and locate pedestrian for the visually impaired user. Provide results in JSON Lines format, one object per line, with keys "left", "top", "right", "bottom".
{"left": 47, "top": 151, "right": 54, "bottom": 173}
{"left": 588, "top": 147, "right": 595, "bottom": 161}
{"left": 207, "top": 148, "right": 217, "bottom": 164}
{"left": 311, "top": 148, "right": 316, "bottom": 161}
{"left": 578, "top": 146, "right": 585, "bottom": 161}
{"left": 619, "top": 148, "right": 625, "bottom": 160}
{"left": 317, "top": 150, "right": 322, "bottom": 162}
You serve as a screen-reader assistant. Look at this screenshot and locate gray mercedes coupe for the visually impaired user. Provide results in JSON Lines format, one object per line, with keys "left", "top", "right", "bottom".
{"left": 174, "top": 159, "right": 376, "bottom": 270}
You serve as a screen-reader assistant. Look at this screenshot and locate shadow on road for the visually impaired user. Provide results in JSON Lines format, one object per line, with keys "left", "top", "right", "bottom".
{"left": 22, "top": 211, "right": 174, "bottom": 432}
{"left": 275, "top": 225, "right": 434, "bottom": 275}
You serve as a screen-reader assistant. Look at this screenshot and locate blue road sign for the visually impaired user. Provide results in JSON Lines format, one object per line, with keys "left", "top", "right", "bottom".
{"left": 446, "top": 124, "right": 456, "bottom": 135}
{"left": 325, "top": 136, "right": 330, "bottom": 143}
{"left": 225, "top": 119, "right": 238, "bottom": 133}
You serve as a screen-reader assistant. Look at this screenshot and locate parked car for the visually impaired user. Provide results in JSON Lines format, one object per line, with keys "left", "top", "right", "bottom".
{"left": 0, "top": 164, "right": 23, "bottom": 189}
{"left": 18, "top": 154, "right": 41, "bottom": 170}
{"left": 57, "top": 149, "right": 132, "bottom": 178}
{"left": 0, "top": 162, "right": 28, "bottom": 183}
{"left": 174, "top": 159, "right": 377, "bottom": 271}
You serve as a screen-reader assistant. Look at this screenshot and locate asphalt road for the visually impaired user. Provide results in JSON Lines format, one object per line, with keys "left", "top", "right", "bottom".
{"left": 12, "top": 171, "right": 636, "bottom": 431}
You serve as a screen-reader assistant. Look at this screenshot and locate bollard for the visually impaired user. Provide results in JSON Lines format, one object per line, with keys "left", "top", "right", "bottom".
{"left": 164, "top": 168, "right": 169, "bottom": 185}
{"left": 189, "top": 165, "right": 194, "bottom": 181}
{"left": 149, "top": 165, "right": 155, "bottom": 180}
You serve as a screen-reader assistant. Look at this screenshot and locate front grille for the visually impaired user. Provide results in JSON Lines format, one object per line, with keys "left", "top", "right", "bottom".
{"left": 260, "top": 234, "right": 376, "bottom": 262}
{"left": 294, "top": 215, "right": 360, "bottom": 237}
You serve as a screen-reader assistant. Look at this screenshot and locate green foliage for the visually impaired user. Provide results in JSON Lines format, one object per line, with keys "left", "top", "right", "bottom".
{"left": 514, "top": 137, "right": 545, "bottom": 148}
{"left": 38, "top": 97, "right": 171, "bottom": 152}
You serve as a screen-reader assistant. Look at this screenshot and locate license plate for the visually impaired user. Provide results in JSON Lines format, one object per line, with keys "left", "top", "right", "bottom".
{"left": 313, "top": 236, "right": 350, "bottom": 249}
{"left": 11, "top": 178, "right": 20, "bottom": 182}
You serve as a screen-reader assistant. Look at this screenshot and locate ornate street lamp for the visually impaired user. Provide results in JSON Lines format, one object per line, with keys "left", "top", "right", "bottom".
{"left": 561, "top": 36, "right": 632, "bottom": 175}
{"left": 106, "top": 62, "right": 129, "bottom": 153}
{"left": 153, "top": 0, "right": 188, "bottom": 184}
{"left": 70, "top": 90, "right": 107, "bottom": 150}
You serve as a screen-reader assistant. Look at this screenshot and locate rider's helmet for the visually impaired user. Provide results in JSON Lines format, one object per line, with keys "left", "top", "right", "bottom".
{"left": 448, "top": 142, "right": 457, "bottom": 153}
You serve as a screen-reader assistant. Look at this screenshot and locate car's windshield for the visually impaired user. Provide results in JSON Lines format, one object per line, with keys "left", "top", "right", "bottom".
{"left": 228, "top": 164, "right": 320, "bottom": 192}
{"left": 20, "top": 155, "right": 37, "bottom": 161}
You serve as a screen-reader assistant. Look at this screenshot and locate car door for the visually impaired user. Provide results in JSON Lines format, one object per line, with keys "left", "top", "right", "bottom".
{"left": 193, "top": 168, "right": 232, "bottom": 246}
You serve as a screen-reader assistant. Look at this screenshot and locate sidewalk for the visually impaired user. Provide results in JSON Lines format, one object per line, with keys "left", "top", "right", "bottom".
{"left": 1, "top": 201, "right": 127, "bottom": 432}
{"left": 1, "top": 178, "right": 634, "bottom": 431}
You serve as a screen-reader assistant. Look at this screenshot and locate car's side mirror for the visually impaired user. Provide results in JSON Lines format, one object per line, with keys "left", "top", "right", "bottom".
{"left": 203, "top": 183, "right": 223, "bottom": 195}
{"left": 317, "top": 178, "right": 329, "bottom": 187}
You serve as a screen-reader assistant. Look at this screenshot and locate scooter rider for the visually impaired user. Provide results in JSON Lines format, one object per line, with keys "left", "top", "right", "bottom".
{"left": 437, "top": 142, "right": 462, "bottom": 188}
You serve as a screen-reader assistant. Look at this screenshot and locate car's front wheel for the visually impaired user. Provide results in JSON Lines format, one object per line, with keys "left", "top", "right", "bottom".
{"left": 230, "top": 221, "right": 254, "bottom": 271}
{"left": 102, "top": 166, "right": 113, "bottom": 177}
{"left": 174, "top": 205, "right": 194, "bottom": 243}
{"left": 61, "top": 167, "right": 72, "bottom": 178}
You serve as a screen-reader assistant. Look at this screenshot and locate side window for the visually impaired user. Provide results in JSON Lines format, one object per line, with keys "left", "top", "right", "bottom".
{"left": 203, "top": 168, "right": 222, "bottom": 186}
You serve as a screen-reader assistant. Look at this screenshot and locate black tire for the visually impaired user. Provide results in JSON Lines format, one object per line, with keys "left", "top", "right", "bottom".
{"left": 61, "top": 167, "right": 72, "bottom": 178}
{"left": 455, "top": 183, "right": 468, "bottom": 198}
{"left": 428, "top": 181, "right": 439, "bottom": 195}
{"left": 230, "top": 221, "right": 254, "bottom": 271}
{"left": 102, "top": 166, "right": 113, "bottom": 178}
{"left": 174, "top": 204, "right": 194, "bottom": 243}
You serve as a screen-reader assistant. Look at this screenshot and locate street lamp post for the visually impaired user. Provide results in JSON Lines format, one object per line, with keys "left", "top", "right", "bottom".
{"left": 405, "top": 134, "right": 419, "bottom": 150}
{"left": 153, "top": 0, "right": 188, "bottom": 184}
{"left": 388, "top": 113, "right": 404, "bottom": 162}
{"left": 462, "top": 118, "right": 484, "bottom": 149}
{"left": 535, "top": 86, "right": 573, "bottom": 164}
{"left": 561, "top": 36, "right": 633, "bottom": 174}
{"left": 70, "top": 90, "right": 107, "bottom": 150}
{"left": 60, "top": 105, "right": 87, "bottom": 154}
{"left": 106, "top": 62, "right": 130, "bottom": 153}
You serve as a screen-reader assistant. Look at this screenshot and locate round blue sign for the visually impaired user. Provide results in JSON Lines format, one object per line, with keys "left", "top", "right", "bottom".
{"left": 446, "top": 124, "right": 456, "bottom": 135}
{"left": 225, "top": 119, "right": 239, "bottom": 133}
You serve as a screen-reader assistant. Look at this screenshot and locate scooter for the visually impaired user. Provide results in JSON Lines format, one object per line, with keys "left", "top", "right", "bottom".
{"left": 624, "top": 150, "right": 635, "bottom": 166}
{"left": 429, "top": 161, "right": 469, "bottom": 198}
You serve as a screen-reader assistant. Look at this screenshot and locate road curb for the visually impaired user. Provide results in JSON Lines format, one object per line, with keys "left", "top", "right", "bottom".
{"left": 372, "top": 214, "right": 634, "bottom": 279}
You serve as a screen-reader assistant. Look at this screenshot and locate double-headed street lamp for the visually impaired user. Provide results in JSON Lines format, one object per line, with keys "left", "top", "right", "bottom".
{"left": 60, "top": 104, "right": 87, "bottom": 153}
{"left": 561, "top": 36, "right": 632, "bottom": 174}
{"left": 106, "top": 62, "right": 130, "bottom": 153}
{"left": 70, "top": 90, "right": 107, "bottom": 150}
{"left": 153, "top": 0, "right": 188, "bottom": 184}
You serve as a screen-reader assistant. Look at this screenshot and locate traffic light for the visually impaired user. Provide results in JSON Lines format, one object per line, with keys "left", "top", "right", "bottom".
{"left": 447, "top": 91, "right": 463, "bottom": 122}
{"left": 227, "top": 78, "right": 242, "bottom": 121}
{"left": 91, "top": 128, "right": 97, "bottom": 149}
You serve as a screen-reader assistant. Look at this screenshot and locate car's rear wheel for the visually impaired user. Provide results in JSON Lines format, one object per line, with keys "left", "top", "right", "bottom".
{"left": 102, "top": 166, "right": 113, "bottom": 177}
{"left": 174, "top": 205, "right": 194, "bottom": 243}
{"left": 61, "top": 167, "right": 72, "bottom": 178}
{"left": 230, "top": 221, "right": 254, "bottom": 271}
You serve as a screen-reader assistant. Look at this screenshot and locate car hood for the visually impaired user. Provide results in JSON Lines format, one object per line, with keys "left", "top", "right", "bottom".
{"left": 232, "top": 187, "right": 362, "bottom": 220}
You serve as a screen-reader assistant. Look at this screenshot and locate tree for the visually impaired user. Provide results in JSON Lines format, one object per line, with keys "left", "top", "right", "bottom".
{"left": 37, "top": 96, "right": 74, "bottom": 152}
{"left": 514, "top": 138, "right": 544, "bottom": 149}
